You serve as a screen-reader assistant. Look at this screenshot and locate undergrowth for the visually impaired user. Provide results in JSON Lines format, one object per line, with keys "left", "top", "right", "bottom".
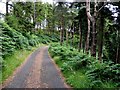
{"left": 49, "top": 43, "right": 120, "bottom": 88}
{"left": 0, "top": 21, "right": 59, "bottom": 83}
{"left": 0, "top": 21, "right": 59, "bottom": 71}
{"left": 0, "top": 45, "right": 41, "bottom": 84}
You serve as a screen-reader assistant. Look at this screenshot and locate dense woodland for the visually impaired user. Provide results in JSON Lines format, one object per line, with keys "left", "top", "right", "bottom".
{"left": 0, "top": 0, "right": 120, "bottom": 88}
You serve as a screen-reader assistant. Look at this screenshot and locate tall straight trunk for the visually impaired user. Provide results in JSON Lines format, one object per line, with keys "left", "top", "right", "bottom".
{"left": 91, "top": 0, "right": 97, "bottom": 57}
{"left": 63, "top": 23, "right": 65, "bottom": 43}
{"left": 48, "top": 23, "right": 51, "bottom": 35}
{"left": 98, "top": 3, "right": 104, "bottom": 61}
{"left": 72, "top": 32, "right": 74, "bottom": 46}
{"left": 86, "top": 0, "right": 96, "bottom": 57}
{"left": 78, "top": 22, "right": 82, "bottom": 52}
{"left": 98, "top": 18, "right": 103, "bottom": 61}
{"left": 116, "top": 30, "right": 120, "bottom": 63}
{"left": 71, "top": 23, "right": 74, "bottom": 46}
{"left": 70, "top": 30, "right": 72, "bottom": 46}
{"left": 66, "top": 30, "right": 68, "bottom": 45}
{"left": 91, "top": 19, "right": 96, "bottom": 57}
{"left": 116, "top": 45, "right": 120, "bottom": 63}
{"left": 6, "top": 1, "right": 9, "bottom": 21}
{"left": 6, "top": 1, "right": 8, "bottom": 15}
{"left": 85, "top": 1, "right": 90, "bottom": 53}
{"left": 60, "top": 27, "right": 64, "bottom": 45}
{"left": 33, "top": 1, "right": 36, "bottom": 30}
{"left": 60, "top": 26, "right": 62, "bottom": 45}
{"left": 60, "top": 16, "right": 64, "bottom": 45}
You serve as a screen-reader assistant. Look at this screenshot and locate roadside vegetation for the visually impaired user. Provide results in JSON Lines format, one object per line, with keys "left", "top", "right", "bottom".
{"left": 1, "top": 47, "right": 38, "bottom": 83}
{"left": 0, "top": 21, "right": 59, "bottom": 83}
{"left": 49, "top": 43, "right": 120, "bottom": 88}
{"left": 0, "top": 1, "right": 120, "bottom": 88}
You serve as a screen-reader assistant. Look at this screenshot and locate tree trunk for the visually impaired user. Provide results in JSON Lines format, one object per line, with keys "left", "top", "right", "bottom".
{"left": 60, "top": 26, "right": 63, "bottom": 45}
{"left": 85, "top": 1, "right": 90, "bottom": 53}
{"left": 60, "top": 27, "right": 64, "bottom": 46}
{"left": 6, "top": 1, "right": 8, "bottom": 15}
{"left": 71, "top": 23, "right": 74, "bottom": 47}
{"left": 116, "top": 30, "right": 120, "bottom": 63}
{"left": 91, "top": 19, "right": 96, "bottom": 57}
{"left": 98, "top": 2, "right": 104, "bottom": 61}
{"left": 6, "top": 1, "right": 9, "bottom": 21}
{"left": 116, "top": 45, "right": 120, "bottom": 63}
{"left": 48, "top": 22, "right": 51, "bottom": 35}
{"left": 72, "top": 32, "right": 74, "bottom": 47}
{"left": 60, "top": 16, "right": 64, "bottom": 45}
{"left": 98, "top": 18, "right": 103, "bottom": 61}
{"left": 78, "top": 22, "right": 82, "bottom": 52}
{"left": 91, "top": 0, "right": 97, "bottom": 57}
{"left": 66, "top": 30, "right": 68, "bottom": 45}
{"left": 86, "top": 0, "right": 97, "bottom": 57}
{"left": 33, "top": 2, "right": 36, "bottom": 30}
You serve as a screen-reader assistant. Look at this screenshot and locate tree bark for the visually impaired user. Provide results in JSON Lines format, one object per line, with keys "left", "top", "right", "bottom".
{"left": 91, "top": 18, "right": 96, "bottom": 57}
{"left": 60, "top": 16, "right": 64, "bottom": 45}
{"left": 66, "top": 29, "right": 69, "bottom": 46}
{"left": 98, "top": 2, "right": 104, "bottom": 61}
{"left": 85, "top": 1, "right": 90, "bottom": 54}
{"left": 78, "top": 22, "right": 82, "bottom": 52}
{"left": 98, "top": 17, "right": 103, "bottom": 61}
{"left": 72, "top": 26, "right": 74, "bottom": 47}
{"left": 116, "top": 45, "right": 120, "bottom": 63}
{"left": 86, "top": 0, "right": 93, "bottom": 22}
{"left": 86, "top": 0, "right": 97, "bottom": 57}
{"left": 6, "top": 1, "right": 8, "bottom": 15}
{"left": 116, "top": 29, "right": 120, "bottom": 63}
{"left": 60, "top": 26, "right": 62, "bottom": 45}
{"left": 60, "top": 27, "right": 64, "bottom": 46}
{"left": 70, "top": 23, "right": 74, "bottom": 47}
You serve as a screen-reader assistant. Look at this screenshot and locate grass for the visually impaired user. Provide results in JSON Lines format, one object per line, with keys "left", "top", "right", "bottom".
{"left": 53, "top": 56, "right": 63, "bottom": 66}
{"left": 49, "top": 44, "right": 117, "bottom": 88}
{"left": 64, "top": 70, "right": 91, "bottom": 88}
{"left": 0, "top": 44, "right": 42, "bottom": 84}
{"left": 51, "top": 55, "right": 92, "bottom": 88}
{"left": 54, "top": 59, "right": 91, "bottom": 88}
{"left": 52, "top": 56, "right": 91, "bottom": 88}
{"left": 52, "top": 57, "right": 116, "bottom": 88}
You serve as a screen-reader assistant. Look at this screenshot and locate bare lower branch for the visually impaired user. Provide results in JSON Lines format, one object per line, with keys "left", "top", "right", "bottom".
{"left": 97, "top": 1, "right": 108, "bottom": 13}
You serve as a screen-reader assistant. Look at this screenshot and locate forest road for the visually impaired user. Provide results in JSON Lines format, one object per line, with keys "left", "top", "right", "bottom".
{"left": 2, "top": 46, "right": 69, "bottom": 89}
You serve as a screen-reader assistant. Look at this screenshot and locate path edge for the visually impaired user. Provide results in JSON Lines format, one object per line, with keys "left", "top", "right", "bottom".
{"left": 1, "top": 47, "right": 41, "bottom": 89}
{"left": 47, "top": 46, "right": 72, "bottom": 89}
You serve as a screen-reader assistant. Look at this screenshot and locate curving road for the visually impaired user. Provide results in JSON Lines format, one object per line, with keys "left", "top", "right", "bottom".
{"left": 2, "top": 46, "right": 68, "bottom": 89}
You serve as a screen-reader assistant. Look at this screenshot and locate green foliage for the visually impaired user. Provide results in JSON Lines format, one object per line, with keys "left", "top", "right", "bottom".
{"left": 1, "top": 21, "right": 59, "bottom": 57}
{"left": 1, "top": 21, "right": 59, "bottom": 70}
{"left": 65, "top": 70, "right": 91, "bottom": 88}
{"left": 103, "top": 19, "right": 120, "bottom": 62}
{"left": 1, "top": 21, "right": 29, "bottom": 57}
{"left": 1, "top": 46, "right": 37, "bottom": 83}
{"left": 49, "top": 43, "right": 120, "bottom": 88}
{"left": 86, "top": 61, "right": 120, "bottom": 87}
{"left": 49, "top": 43, "right": 94, "bottom": 71}
{"left": 12, "top": 2, "right": 34, "bottom": 32}
{"left": 5, "top": 15, "right": 19, "bottom": 30}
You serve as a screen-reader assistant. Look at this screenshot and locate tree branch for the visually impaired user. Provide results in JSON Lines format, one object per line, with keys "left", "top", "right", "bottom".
{"left": 87, "top": 11, "right": 93, "bottom": 22}
{"left": 97, "top": 2, "right": 108, "bottom": 13}
{"left": 8, "top": 4, "right": 13, "bottom": 7}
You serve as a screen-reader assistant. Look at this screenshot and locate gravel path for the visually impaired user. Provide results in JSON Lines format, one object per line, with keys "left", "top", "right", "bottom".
{"left": 2, "top": 46, "right": 68, "bottom": 89}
